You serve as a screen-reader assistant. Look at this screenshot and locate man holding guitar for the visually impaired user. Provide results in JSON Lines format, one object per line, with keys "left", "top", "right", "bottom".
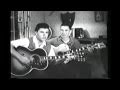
{"left": 47, "top": 23, "right": 92, "bottom": 78}
{"left": 48, "top": 23, "right": 93, "bottom": 63}
{"left": 11, "top": 22, "right": 85, "bottom": 78}
{"left": 11, "top": 23, "right": 56, "bottom": 78}
{"left": 48, "top": 23, "right": 107, "bottom": 78}
{"left": 11, "top": 22, "right": 107, "bottom": 78}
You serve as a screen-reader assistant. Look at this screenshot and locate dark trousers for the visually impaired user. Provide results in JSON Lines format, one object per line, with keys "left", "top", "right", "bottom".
{"left": 45, "top": 60, "right": 91, "bottom": 79}
{"left": 86, "top": 50, "right": 107, "bottom": 79}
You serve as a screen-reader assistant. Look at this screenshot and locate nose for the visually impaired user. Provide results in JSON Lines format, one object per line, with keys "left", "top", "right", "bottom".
{"left": 61, "top": 30, "right": 65, "bottom": 34}
{"left": 43, "top": 33, "right": 46, "bottom": 36}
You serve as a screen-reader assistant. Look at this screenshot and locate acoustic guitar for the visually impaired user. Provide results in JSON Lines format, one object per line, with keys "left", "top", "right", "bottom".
{"left": 11, "top": 42, "right": 106, "bottom": 76}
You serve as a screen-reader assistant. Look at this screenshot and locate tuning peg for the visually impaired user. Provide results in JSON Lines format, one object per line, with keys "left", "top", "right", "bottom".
{"left": 81, "top": 52, "right": 84, "bottom": 55}
{"left": 82, "top": 47, "right": 85, "bottom": 50}
{"left": 76, "top": 49, "right": 78, "bottom": 54}
{"left": 80, "top": 58, "right": 86, "bottom": 62}
{"left": 79, "top": 48, "right": 81, "bottom": 51}
{"left": 78, "top": 58, "right": 80, "bottom": 62}
{"left": 83, "top": 58, "right": 86, "bottom": 62}
{"left": 80, "top": 55, "right": 83, "bottom": 58}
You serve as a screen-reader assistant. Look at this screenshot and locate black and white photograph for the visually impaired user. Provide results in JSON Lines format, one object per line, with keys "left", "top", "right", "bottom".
{"left": 10, "top": 11, "right": 109, "bottom": 79}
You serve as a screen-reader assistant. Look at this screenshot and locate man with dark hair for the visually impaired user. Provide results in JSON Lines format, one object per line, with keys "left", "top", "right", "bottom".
{"left": 49, "top": 23, "right": 91, "bottom": 57}
{"left": 11, "top": 23, "right": 54, "bottom": 64}
{"left": 48, "top": 23, "right": 92, "bottom": 78}
{"left": 11, "top": 23, "right": 56, "bottom": 78}
{"left": 48, "top": 23, "right": 107, "bottom": 78}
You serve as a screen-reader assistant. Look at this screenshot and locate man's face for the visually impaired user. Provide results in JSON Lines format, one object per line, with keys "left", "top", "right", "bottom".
{"left": 36, "top": 28, "right": 49, "bottom": 42}
{"left": 60, "top": 26, "right": 71, "bottom": 38}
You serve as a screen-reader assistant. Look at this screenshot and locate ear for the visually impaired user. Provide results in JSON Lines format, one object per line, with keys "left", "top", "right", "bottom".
{"left": 69, "top": 30, "right": 72, "bottom": 36}
{"left": 35, "top": 31, "right": 37, "bottom": 35}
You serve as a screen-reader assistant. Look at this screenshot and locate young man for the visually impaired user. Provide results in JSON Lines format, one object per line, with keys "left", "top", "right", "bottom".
{"left": 47, "top": 23, "right": 92, "bottom": 78}
{"left": 11, "top": 23, "right": 55, "bottom": 65}
{"left": 48, "top": 23, "right": 91, "bottom": 63}
{"left": 48, "top": 23, "right": 107, "bottom": 78}
{"left": 11, "top": 23, "right": 56, "bottom": 78}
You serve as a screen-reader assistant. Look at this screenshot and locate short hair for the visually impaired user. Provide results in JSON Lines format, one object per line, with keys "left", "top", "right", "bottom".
{"left": 60, "top": 23, "right": 71, "bottom": 30}
{"left": 35, "top": 23, "right": 52, "bottom": 39}
{"left": 35, "top": 23, "right": 50, "bottom": 32}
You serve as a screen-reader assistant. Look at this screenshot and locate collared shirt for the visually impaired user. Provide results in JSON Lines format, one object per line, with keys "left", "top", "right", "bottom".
{"left": 33, "top": 36, "right": 46, "bottom": 49}
{"left": 11, "top": 36, "right": 55, "bottom": 56}
{"left": 48, "top": 36, "right": 82, "bottom": 50}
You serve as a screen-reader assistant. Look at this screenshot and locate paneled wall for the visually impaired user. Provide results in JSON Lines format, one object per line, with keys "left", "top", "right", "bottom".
{"left": 11, "top": 11, "right": 107, "bottom": 40}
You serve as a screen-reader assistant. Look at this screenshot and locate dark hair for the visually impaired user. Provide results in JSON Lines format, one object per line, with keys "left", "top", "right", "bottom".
{"left": 35, "top": 23, "right": 52, "bottom": 39}
{"left": 60, "top": 23, "right": 71, "bottom": 30}
{"left": 35, "top": 23, "right": 50, "bottom": 32}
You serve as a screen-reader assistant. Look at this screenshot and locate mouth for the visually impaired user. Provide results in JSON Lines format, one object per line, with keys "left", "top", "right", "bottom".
{"left": 42, "top": 37, "right": 47, "bottom": 39}
{"left": 61, "top": 34, "right": 66, "bottom": 36}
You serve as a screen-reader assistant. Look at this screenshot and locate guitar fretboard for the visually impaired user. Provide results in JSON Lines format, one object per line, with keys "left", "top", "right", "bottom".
{"left": 40, "top": 55, "right": 68, "bottom": 60}
{"left": 40, "top": 42, "right": 106, "bottom": 61}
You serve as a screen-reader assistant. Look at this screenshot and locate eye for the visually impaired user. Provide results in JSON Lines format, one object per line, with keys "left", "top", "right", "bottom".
{"left": 46, "top": 32, "right": 49, "bottom": 34}
{"left": 40, "top": 31, "right": 44, "bottom": 33}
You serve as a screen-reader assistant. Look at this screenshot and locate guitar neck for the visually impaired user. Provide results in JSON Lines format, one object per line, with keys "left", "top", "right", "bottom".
{"left": 74, "top": 42, "right": 106, "bottom": 52}
{"left": 41, "top": 55, "right": 67, "bottom": 61}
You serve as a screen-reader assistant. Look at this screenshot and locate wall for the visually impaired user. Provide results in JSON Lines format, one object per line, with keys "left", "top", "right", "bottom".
{"left": 30, "top": 11, "right": 44, "bottom": 37}
{"left": 30, "top": 11, "right": 107, "bottom": 38}
{"left": 44, "top": 11, "right": 61, "bottom": 37}
{"left": 72, "top": 11, "right": 107, "bottom": 38}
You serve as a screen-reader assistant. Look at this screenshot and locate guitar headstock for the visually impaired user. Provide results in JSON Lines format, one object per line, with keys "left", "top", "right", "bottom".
{"left": 56, "top": 42, "right": 106, "bottom": 64}
{"left": 92, "top": 42, "right": 106, "bottom": 49}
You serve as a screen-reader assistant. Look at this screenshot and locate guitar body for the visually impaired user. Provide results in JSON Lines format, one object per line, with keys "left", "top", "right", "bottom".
{"left": 11, "top": 42, "right": 106, "bottom": 77}
{"left": 11, "top": 46, "right": 48, "bottom": 76}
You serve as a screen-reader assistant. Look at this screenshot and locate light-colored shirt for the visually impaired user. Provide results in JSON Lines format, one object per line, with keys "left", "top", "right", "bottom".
{"left": 11, "top": 36, "right": 55, "bottom": 56}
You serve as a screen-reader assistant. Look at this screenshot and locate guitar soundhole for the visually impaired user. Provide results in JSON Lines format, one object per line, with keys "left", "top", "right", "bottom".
{"left": 31, "top": 55, "right": 48, "bottom": 70}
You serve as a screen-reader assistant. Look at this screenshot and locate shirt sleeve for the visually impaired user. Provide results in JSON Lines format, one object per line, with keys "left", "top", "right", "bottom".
{"left": 48, "top": 45, "right": 56, "bottom": 56}
{"left": 73, "top": 39, "right": 83, "bottom": 49}
{"left": 11, "top": 38, "right": 30, "bottom": 48}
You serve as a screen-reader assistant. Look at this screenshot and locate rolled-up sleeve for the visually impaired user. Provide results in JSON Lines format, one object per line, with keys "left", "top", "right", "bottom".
{"left": 11, "top": 38, "right": 30, "bottom": 48}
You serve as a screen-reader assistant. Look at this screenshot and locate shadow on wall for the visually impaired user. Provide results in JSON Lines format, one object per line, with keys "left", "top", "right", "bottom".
{"left": 49, "top": 26, "right": 56, "bottom": 39}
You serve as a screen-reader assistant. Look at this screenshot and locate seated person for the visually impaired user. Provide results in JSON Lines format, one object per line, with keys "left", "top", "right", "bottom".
{"left": 48, "top": 23, "right": 92, "bottom": 78}
{"left": 11, "top": 23, "right": 56, "bottom": 78}
{"left": 48, "top": 23, "right": 107, "bottom": 79}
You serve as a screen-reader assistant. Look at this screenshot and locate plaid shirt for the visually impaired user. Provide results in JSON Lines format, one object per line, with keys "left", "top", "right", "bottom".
{"left": 48, "top": 36, "right": 82, "bottom": 50}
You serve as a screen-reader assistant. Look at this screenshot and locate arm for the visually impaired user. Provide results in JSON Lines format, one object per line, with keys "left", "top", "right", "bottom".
{"left": 74, "top": 39, "right": 93, "bottom": 53}
{"left": 11, "top": 44, "right": 23, "bottom": 60}
{"left": 11, "top": 38, "right": 30, "bottom": 65}
{"left": 52, "top": 44, "right": 70, "bottom": 55}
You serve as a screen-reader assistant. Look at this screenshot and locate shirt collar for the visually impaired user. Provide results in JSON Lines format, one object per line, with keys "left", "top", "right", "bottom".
{"left": 33, "top": 35, "right": 46, "bottom": 48}
{"left": 58, "top": 36, "right": 73, "bottom": 44}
